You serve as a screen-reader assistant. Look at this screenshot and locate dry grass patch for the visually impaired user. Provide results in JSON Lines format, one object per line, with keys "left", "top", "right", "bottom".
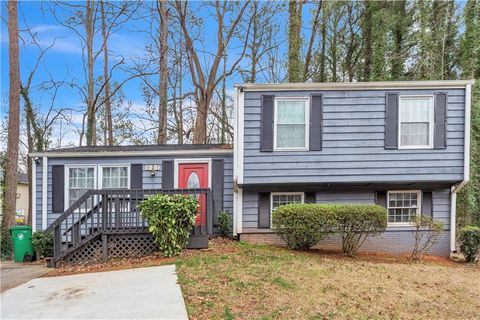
{"left": 176, "top": 241, "right": 480, "bottom": 320}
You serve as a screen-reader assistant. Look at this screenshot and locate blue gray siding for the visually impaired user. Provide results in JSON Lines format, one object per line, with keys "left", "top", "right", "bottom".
{"left": 35, "top": 155, "right": 233, "bottom": 231}
{"left": 241, "top": 188, "right": 451, "bottom": 255}
{"left": 242, "top": 89, "right": 465, "bottom": 185}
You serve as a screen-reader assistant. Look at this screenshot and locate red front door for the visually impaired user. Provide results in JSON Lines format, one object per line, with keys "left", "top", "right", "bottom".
{"left": 178, "top": 163, "right": 208, "bottom": 225}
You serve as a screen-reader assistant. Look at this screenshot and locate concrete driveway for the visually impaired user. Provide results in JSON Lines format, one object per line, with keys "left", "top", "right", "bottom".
{"left": 1, "top": 261, "right": 50, "bottom": 293}
{"left": 1, "top": 265, "right": 188, "bottom": 320}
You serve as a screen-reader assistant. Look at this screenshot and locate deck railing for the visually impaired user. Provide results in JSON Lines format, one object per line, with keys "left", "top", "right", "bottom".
{"left": 48, "top": 188, "right": 213, "bottom": 263}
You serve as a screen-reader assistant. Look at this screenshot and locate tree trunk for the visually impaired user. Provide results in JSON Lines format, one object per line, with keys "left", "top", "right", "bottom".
{"left": 157, "top": 0, "right": 168, "bottom": 144}
{"left": 362, "top": 1, "right": 373, "bottom": 81}
{"left": 288, "top": 0, "right": 303, "bottom": 82}
{"left": 303, "top": 0, "right": 322, "bottom": 82}
{"left": 220, "top": 54, "right": 227, "bottom": 144}
{"left": 3, "top": 0, "right": 20, "bottom": 229}
{"left": 85, "top": 0, "right": 96, "bottom": 146}
{"left": 100, "top": 0, "right": 113, "bottom": 146}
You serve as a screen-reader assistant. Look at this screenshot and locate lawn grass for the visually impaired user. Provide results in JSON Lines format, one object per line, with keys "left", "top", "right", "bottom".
{"left": 176, "top": 240, "right": 480, "bottom": 320}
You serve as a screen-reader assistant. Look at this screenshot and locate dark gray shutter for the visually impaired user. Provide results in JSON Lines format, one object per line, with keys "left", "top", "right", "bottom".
{"left": 130, "top": 164, "right": 143, "bottom": 189}
{"left": 375, "top": 191, "right": 387, "bottom": 208}
{"left": 52, "top": 165, "right": 64, "bottom": 212}
{"left": 260, "top": 95, "right": 274, "bottom": 152}
{"left": 422, "top": 191, "right": 433, "bottom": 217}
{"left": 385, "top": 92, "right": 399, "bottom": 149}
{"left": 305, "top": 192, "right": 316, "bottom": 203}
{"left": 309, "top": 94, "right": 323, "bottom": 151}
{"left": 434, "top": 93, "right": 447, "bottom": 149}
{"left": 258, "top": 192, "right": 270, "bottom": 228}
{"left": 162, "top": 160, "right": 174, "bottom": 189}
{"left": 212, "top": 159, "right": 224, "bottom": 225}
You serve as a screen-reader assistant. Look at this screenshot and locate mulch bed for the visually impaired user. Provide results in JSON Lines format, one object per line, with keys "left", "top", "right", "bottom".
{"left": 43, "top": 237, "right": 239, "bottom": 277}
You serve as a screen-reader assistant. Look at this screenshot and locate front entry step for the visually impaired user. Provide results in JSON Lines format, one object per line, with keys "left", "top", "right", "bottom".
{"left": 187, "top": 235, "right": 208, "bottom": 249}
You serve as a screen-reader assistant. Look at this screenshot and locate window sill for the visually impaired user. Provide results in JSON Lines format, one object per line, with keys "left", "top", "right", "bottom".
{"left": 273, "top": 148, "right": 309, "bottom": 152}
{"left": 387, "top": 223, "right": 414, "bottom": 228}
{"left": 398, "top": 146, "right": 433, "bottom": 150}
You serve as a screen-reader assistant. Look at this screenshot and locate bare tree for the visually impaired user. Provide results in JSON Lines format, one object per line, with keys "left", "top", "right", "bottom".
{"left": 157, "top": 0, "right": 168, "bottom": 144}
{"left": 303, "top": 0, "right": 322, "bottom": 81}
{"left": 3, "top": 0, "right": 20, "bottom": 229}
{"left": 173, "top": 0, "right": 251, "bottom": 143}
{"left": 100, "top": 0, "right": 113, "bottom": 145}
{"left": 288, "top": 0, "right": 303, "bottom": 82}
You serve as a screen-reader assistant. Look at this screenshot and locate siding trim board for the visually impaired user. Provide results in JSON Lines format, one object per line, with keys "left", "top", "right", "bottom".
{"left": 42, "top": 156, "right": 48, "bottom": 230}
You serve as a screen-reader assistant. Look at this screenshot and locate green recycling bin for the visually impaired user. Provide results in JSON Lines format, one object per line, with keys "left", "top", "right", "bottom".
{"left": 10, "top": 226, "right": 34, "bottom": 262}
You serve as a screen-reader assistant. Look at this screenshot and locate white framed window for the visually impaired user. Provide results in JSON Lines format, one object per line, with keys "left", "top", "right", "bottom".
{"left": 398, "top": 96, "right": 434, "bottom": 149}
{"left": 99, "top": 165, "right": 130, "bottom": 189}
{"left": 274, "top": 98, "right": 309, "bottom": 151}
{"left": 387, "top": 190, "right": 421, "bottom": 225}
{"left": 270, "top": 192, "right": 304, "bottom": 214}
{"left": 65, "top": 166, "right": 96, "bottom": 208}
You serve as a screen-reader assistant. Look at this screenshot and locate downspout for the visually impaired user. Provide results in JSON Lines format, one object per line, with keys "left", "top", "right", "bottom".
{"left": 450, "top": 83, "right": 472, "bottom": 252}
{"left": 233, "top": 87, "right": 239, "bottom": 236}
{"left": 42, "top": 156, "right": 48, "bottom": 230}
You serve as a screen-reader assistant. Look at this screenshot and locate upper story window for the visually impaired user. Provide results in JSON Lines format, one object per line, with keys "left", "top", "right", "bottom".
{"left": 100, "top": 165, "right": 129, "bottom": 189}
{"left": 399, "top": 96, "right": 434, "bottom": 149}
{"left": 274, "top": 98, "right": 309, "bottom": 151}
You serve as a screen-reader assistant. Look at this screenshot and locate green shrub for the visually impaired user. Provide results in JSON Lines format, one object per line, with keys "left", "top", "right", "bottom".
{"left": 272, "top": 203, "right": 336, "bottom": 250}
{"left": 334, "top": 204, "right": 388, "bottom": 256}
{"left": 1, "top": 227, "right": 13, "bottom": 260}
{"left": 32, "top": 231, "right": 54, "bottom": 258}
{"left": 217, "top": 211, "right": 231, "bottom": 237}
{"left": 139, "top": 194, "right": 198, "bottom": 257}
{"left": 458, "top": 226, "right": 480, "bottom": 263}
{"left": 409, "top": 215, "right": 444, "bottom": 260}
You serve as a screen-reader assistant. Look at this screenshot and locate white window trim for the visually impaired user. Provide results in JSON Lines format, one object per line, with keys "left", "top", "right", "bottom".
{"left": 387, "top": 190, "right": 422, "bottom": 227}
{"left": 398, "top": 95, "right": 434, "bottom": 149}
{"left": 273, "top": 97, "right": 310, "bottom": 151}
{"left": 173, "top": 158, "right": 212, "bottom": 189}
{"left": 270, "top": 192, "right": 305, "bottom": 226}
{"left": 64, "top": 164, "right": 97, "bottom": 210}
{"left": 98, "top": 164, "right": 131, "bottom": 189}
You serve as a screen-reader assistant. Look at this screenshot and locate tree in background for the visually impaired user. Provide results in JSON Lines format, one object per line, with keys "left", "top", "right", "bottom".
{"left": 288, "top": 0, "right": 303, "bottom": 82}
{"left": 3, "top": 0, "right": 20, "bottom": 229}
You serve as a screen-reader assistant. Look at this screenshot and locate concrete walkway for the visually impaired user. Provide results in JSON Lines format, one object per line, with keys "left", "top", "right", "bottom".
{"left": 1, "top": 261, "right": 50, "bottom": 293}
{"left": 1, "top": 265, "right": 188, "bottom": 320}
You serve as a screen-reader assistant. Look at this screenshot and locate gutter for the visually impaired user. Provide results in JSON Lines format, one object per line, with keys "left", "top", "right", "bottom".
{"left": 450, "top": 82, "right": 473, "bottom": 252}
{"left": 235, "top": 80, "right": 476, "bottom": 92}
{"left": 29, "top": 149, "right": 233, "bottom": 158}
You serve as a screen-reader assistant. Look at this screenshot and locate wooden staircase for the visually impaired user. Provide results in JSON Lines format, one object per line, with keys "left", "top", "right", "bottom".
{"left": 45, "top": 189, "right": 213, "bottom": 267}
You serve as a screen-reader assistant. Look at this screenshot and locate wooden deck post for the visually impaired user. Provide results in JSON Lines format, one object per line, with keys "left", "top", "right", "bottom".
{"left": 102, "top": 233, "right": 108, "bottom": 262}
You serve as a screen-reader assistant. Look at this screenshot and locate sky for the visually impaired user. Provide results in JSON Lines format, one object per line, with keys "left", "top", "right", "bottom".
{"left": 0, "top": 1, "right": 311, "bottom": 148}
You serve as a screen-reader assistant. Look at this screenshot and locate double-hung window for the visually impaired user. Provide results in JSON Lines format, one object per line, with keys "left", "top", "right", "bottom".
{"left": 274, "top": 98, "right": 309, "bottom": 150}
{"left": 67, "top": 166, "right": 96, "bottom": 207}
{"left": 387, "top": 191, "right": 421, "bottom": 224}
{"left": 271, "top": 192, "right": 304, "bottom": 214}
{"left": 398, "top": 96, "right": 434, "bottom": 149}
{"left": 100, "top": 165, "right": 129, "bottom": 189}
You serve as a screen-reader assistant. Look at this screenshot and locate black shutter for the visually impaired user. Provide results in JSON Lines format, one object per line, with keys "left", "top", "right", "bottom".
{"left": 130, "top": 164, "right": 143, "bottom": 189}
{"left": 422, "top": 191, "right": 433, "bottom": 217}
{"left": 162, "top": 160, "right": 174, "bottom": 189}
{"left": 52, "top": 165, "right": 64, "bottom": 213}
{"left": 258, "top": 192, "right": 271, "bottom": 228}
{"left": 212, "top": 159, "right": 224, "bottom": 225}
{"left": 260, "top": 95, "right": 274, "bottom": 152}
{"left": 434, "top": 93, "right": 447, "bottom": 149}
{"left": 375, "top": 191, "right": 387, "bottom": 208}
{"left": 305, "top": 192, "right": 316, "bottom": 203}
{"left": 309, "top": 94, "right": 323, "bottom": 151}
{"left": 385, "top": 92, "right": 399, "bottom": 149}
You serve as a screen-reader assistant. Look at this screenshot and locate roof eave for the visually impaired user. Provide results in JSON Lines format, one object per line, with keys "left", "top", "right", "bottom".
{"left": 29, "top": 148, "right": 233, "bottom": 158}
{"left": 234, "top": 80, "right": 476, "bottom": 91}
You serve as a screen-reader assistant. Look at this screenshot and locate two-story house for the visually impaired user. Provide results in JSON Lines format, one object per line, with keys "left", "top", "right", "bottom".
{"left": 30, "top": 80, "right": 473, "bottom": 265}
{"left": 232, "top": 80, "right": 473, "bottom": 256}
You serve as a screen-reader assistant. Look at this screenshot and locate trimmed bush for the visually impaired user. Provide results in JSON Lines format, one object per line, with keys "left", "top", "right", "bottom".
{"left": 272, "top": 203, "right": 336, "bottom": 250}
{"left": 217, "top": 211, "right": 231, "bottom": 237}
{"left": 334, "top": 204, "right": 387, "bottom": 256}
{"left": 458, "top": 226, "right": 480, "bottom": 263}
{"left": 32, "top": 231, "right": 54, "bottom": 258}
{"left": 409, "top": 215, "right": 444, "bottom": 260}
{"left": 139, "top": 194, "right": 198, "bottom": 257}
{"left": 1, "top": 227, "right": 13, "bottom": 260}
